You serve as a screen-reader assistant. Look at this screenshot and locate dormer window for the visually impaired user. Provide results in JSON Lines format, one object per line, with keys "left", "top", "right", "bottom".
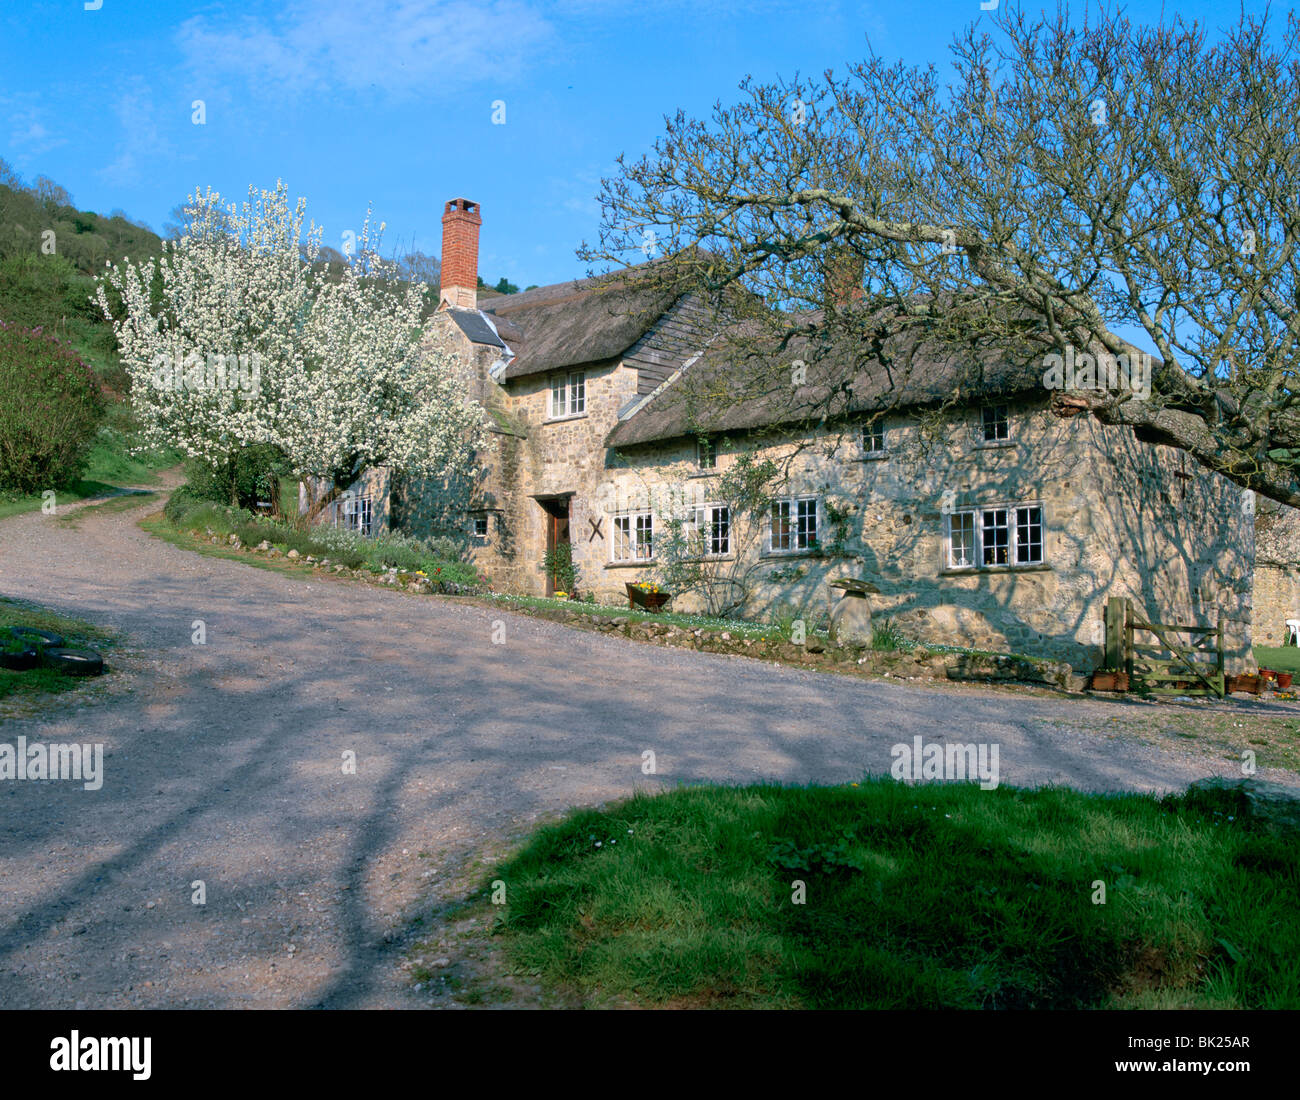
{"left": 697, "top": 435, "right": 717, "bottom": 470}
{"left": 549, "top": 371, "right": 586, "bottom": 419}
{"left": 862, "top": 420, "right": 886, "bottom": 455}
{"left": 979, "top": 404, "right": 1010, "bottom": 443}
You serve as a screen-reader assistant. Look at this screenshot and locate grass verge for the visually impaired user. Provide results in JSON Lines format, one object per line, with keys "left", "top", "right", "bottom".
{"left": 0, "top": 597, "right": 118, "bottom": 704}
{"left": 484, "top": 779, "right": 1300, "bottom": 1009}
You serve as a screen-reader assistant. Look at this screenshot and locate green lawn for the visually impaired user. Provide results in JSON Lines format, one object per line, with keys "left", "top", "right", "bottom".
{"left": 1255, "top": 646, "right": 1300, "bottom": 674}
{"left": 486, "top": 779, "right": 1300, "bottom": 1009}
{"left": 0, "top": 597, "right": 118, "bottom": 703}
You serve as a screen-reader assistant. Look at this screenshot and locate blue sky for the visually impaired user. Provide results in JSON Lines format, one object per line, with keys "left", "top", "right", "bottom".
{"left": 0, "top": 0, "right": 1265, "bottom": 290}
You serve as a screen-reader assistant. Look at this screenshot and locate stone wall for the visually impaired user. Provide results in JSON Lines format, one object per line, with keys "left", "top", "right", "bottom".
{"left": 593, "top": 396, "right": 1252, "bottom": 672}
{"left": 389, "top": 318, "right": 1254, "bottom": 674}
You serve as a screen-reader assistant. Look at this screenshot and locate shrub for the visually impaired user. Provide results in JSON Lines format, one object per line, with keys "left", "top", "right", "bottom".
{"left": 0, "top": 322, "right": 105, "bottom": 492}
{"left": 183, "top": 445, "right": 287, "bottom": 511}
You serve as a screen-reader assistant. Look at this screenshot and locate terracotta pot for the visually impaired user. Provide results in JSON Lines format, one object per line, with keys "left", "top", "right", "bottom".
{"left": 1277, "top": 672, "right": 1294, "bottom": 690}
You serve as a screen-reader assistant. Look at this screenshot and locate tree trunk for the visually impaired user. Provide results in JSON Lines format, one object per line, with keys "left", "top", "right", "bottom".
{"left": 300, "top": 476, "right": 345, "bottom": 526}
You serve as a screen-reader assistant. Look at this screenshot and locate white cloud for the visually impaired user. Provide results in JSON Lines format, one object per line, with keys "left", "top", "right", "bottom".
{"left": 176, "top": 0, "right": 558, "bottom": 99}
{"left": 98, "top": 82, "right": 175, "bottom": 188}
{"left": 4, "top": 101, "right": 66, "bottom": 160}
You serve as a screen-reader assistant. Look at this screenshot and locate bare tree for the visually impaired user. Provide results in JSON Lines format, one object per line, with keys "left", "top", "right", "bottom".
{"left": 0, "top": 157, "right": 23, "bottom": 192}
{"left": 396, "top": 248, "right": 441, "bottom": 287}
{"left": 583, "top": 6, "right": 1300, "bottom": 507}
{"left": 31, "top": 175, "right": 72, "bottom": 210}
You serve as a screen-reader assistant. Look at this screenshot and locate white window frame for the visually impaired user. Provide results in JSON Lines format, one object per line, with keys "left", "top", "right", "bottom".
{"left": 612, "top": 510, "right": 654, "bottom": 563}
{"left": 472, "top": 514, "right": 489, "bottom": 538}
{"left": 340, "top": 495, "right": 373, "bottom": 538}
{"left": 945, "top": 503, "right": 1044, "bottom": 570}
{"left": 767, "top": 495, "right": 819, "bottom": 554}
{"left": 684, "top": 503, "right": 731, "bottom": 558}
{"left": 862, "top": 419, "right": 886, "bottom": 455}
{"left": 548, "top": 370, "right": 586, "bottom": 419}
{"left": 978, "top": 403, "right": 1011, "bottom": 444}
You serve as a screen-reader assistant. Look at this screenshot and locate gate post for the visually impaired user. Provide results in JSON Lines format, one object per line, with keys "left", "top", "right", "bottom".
{"left": 1105, "top": 597, "right": 1125, "bottom": 670}
{"left": 1124, "top": 598, "right": 1135, "bottom": 678}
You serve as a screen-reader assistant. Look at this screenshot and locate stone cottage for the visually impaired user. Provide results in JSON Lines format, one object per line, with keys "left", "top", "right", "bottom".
{"left": 335, "top": 197, "right": 1264, "bottom": 673}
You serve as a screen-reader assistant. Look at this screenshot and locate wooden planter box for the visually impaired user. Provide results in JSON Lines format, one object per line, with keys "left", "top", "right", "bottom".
{"left": 1090, "top": 670, "right": 1130, "bottom": 692}
{"left": 626, "top": 582, "right": 671, "bottom": 611}
{"left": 1227, "top": 673, "right": 1262, "bottom": 695}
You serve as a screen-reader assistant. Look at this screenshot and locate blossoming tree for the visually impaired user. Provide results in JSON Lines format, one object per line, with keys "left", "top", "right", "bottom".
{"left": 97, "top": 181, "right": 486, "bottom": 516}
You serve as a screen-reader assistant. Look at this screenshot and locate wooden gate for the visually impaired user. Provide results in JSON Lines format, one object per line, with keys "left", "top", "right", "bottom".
{"left": 1104, "top": 597, "right": 1225, "bottom": 698}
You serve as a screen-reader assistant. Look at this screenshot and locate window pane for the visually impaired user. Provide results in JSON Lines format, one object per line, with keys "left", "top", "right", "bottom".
{"left": 635, "top": 512, "right": 653, "bottom": 559}
{"left": 570, "top": 372, "right": 585, "bottom": 414}
{"left": 949, "top": 512, "right": 975, "bottom": 568}
{"left": 982, "top": 508, "right": 1009, "bottom": 565}
{"left": 613, "top": 515, "right": 630, "bottom": 561}
{"left": 981, "top": 404, "right": 1009, "bottom": 441}
{"left": 771, "top": 501, "right": 791, "bottom": 551}
{"left": 863, "top": 422, "right": 884, "bottom": 452}
{"left": 698, "top": 436, "right": 716, "bottom": 469}
{"left": 711, "top": 506, "right": 730, "bottom": 556}
{"left": 551, "top": 377, "right": 566, "bottom": 417}
{"left": 1015, "top": 506, "right": 1043, "bottom": 564}
{"left": 796, "top": 498, "right": 817, "bottom": 549}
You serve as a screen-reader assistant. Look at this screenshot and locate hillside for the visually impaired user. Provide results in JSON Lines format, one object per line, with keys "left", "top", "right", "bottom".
{"left": 0, "top": 175, "right": 164, "bottom": 391}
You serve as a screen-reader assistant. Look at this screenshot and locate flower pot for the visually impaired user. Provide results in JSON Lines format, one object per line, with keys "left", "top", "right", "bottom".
{"left": 626, "top": 582, "right": 671, "bottom": 611}
{"left": 1090, "top": 670, "right": 1129, "bottom": 692}
{"left": 1277, "top": 672, "right": 1294, "bottom": 690}
{"left": 1228, "top": 673, "right": 1261, "bottom": 695}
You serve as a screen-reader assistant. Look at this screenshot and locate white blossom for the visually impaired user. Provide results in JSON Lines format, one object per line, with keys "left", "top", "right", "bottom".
{"left": 97, "top": 182, "right": 486, "bottom": 497}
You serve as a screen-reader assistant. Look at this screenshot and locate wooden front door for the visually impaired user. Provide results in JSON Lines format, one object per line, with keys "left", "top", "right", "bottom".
{"left": 541, "top": 497, "right": 571, "bottom": 595}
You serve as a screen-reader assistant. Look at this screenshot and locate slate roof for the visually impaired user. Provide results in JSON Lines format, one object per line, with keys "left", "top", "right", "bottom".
{"left": 445, "top": 307, "right": 506, "bottom": 349}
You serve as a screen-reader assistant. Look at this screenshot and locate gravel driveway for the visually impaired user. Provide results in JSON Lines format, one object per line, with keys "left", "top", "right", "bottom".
{"left": 0, "top": 488, "right": 1294, "bottom": 1009}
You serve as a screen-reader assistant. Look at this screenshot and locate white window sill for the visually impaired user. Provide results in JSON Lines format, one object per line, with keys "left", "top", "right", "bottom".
{"left": 973, "top": 438, "right": 1015, "bottom": 450}
{"left": 545, "top": 412, "right": 588, "bottom": 424}
{"left": 605, "top": 560, "right": 656, "bottom": 569}
{"left": 856, "top": 452, "right": 888, "bottom": 462}
{"left": 941, "top": 562, "right": 1050, "bottom": 576}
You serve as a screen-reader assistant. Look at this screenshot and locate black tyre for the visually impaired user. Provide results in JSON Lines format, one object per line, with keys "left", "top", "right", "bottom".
{"left": 0, "top": 648, "right": 39, "bottom": 671}
{"left": 41, "top": 647, "right": 104, "bottom": 676}
{"left": 9, "top": 627, "right": 65, "bottom": 648}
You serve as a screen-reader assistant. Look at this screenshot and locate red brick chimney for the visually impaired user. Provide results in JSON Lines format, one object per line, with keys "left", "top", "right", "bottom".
{"left": 440, "top": 198, "right": 481, "bottom": 310}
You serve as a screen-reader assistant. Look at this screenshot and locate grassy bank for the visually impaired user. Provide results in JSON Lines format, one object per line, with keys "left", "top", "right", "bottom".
{"left": 0, "top": 597, "right": 117, "bottom": 704}
{"left": 157, "top": 494, "right": 481, "bottom": 583}
{"left": 485, "top": 779, "right": 1300, "bottom": 1009}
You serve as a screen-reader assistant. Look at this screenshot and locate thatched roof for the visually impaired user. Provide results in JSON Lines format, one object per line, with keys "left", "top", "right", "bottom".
{"left": 605, "top": 310, "right": 1053, "bottom": 449}
{"left": 481, "top": 269, "right": 681, "bottom": 380}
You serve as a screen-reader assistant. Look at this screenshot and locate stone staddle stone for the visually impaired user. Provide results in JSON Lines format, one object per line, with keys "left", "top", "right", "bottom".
{"left": 830, "top": 591, "right": 874, "bottom": 647}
